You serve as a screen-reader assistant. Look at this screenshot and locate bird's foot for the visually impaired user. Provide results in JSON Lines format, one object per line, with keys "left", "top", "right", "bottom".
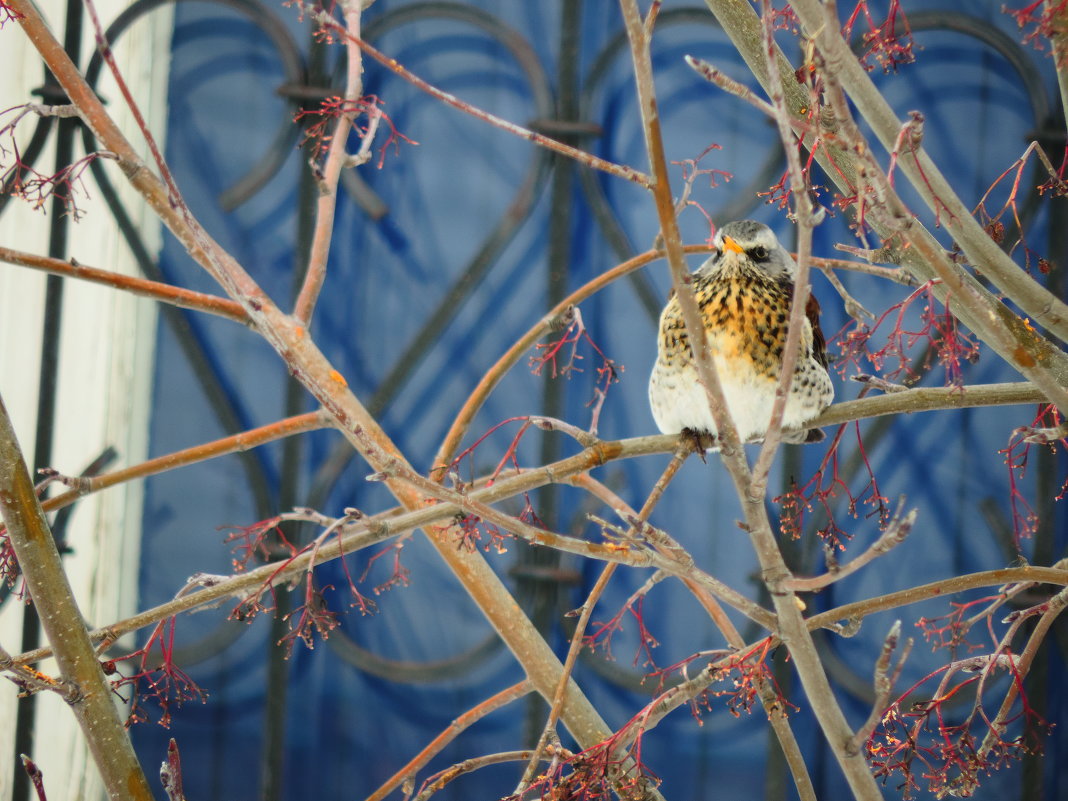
{"left": 680, "top": 428, "right": 717, "bottom": 461}
{"left": 781, "top": 427, "right": 826, "bottom": 445}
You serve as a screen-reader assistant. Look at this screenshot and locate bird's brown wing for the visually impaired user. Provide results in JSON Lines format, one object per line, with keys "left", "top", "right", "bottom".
{"left": 773, "top": 274, "right": 830, "bottom": 369}
{"left": 806, "top": 294, "right": 830, "bottom": 369}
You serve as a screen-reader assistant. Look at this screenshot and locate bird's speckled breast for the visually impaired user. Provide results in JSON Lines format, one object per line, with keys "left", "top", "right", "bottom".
{"left": 658, "top": 262, "right": 801, "bottom": 381}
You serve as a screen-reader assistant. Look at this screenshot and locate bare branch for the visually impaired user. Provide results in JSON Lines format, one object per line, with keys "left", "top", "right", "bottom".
{"left": 413, "top": 749, "right": 567, "bottom": 801}
{"left": 818, "top": 252, "right": 918, "bottom": 285}
{"left": 0, "top": 393, "right": 154, "bottom": 800}
{"left": 293, "top": 0, "right": 370, "bottom": 325}
{"left": 316, "top": 10, "right": 653, "bottom": 189}
{"left": 684, "top": 54, "right": 776, "bottom": 115}
{"left": 786, "top": 500, "right": 917, "bottom": 592}
{"left": 819, "top": 266, "right": 875, "bottom": 324}
{"left": 24, "top": 411, "right": 333, "bottom": 526}
{"left": 366, "top": 681, "right": 533, "bottom": 801}
{"left": 0, "top": 246, "right": 250, "bottom": 325}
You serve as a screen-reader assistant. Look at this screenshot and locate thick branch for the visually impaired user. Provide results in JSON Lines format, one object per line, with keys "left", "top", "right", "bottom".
{"left": 0, "top": 393, "right": 153, "bottom": 800}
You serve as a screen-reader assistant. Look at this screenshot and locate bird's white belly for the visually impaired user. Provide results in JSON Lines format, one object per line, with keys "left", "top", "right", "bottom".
{"left": 648, "top": 357, "right": 829, "bottom": 443}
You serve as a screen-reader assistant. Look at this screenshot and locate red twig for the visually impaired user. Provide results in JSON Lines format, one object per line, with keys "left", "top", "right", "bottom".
{"left": 160, "top": 739, "right": 187, "bottom": 801}
{"left": 110, "top": 616, "right": 208, "bottom": 728}
{"left": 0, "top": 103, "right": 117, "bottom": 217}
{"left": 841, "top": 0, "right": 916, "bottom": 73}
{"left": 1000, "top": 404, "right": 1068, "bottom": 541}
{"left": 19, "top": 755, "right": 47, "bottom": 801}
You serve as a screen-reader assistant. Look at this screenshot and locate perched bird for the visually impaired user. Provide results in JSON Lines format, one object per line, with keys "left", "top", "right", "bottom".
{"left": 648, "top": 220, "right": 833, "bottom": 447}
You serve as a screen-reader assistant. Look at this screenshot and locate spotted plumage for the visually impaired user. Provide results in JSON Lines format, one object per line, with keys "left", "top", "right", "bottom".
{"left": 648, "top": 220, "right": 834, "bottom": 445}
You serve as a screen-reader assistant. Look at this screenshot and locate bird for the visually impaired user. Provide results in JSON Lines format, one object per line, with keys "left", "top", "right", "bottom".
{"left": 648, "top": 219, "right": 833, "bottom": 448}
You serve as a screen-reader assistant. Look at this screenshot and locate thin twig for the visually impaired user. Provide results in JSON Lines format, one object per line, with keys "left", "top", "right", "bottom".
{"left": 413, "top": 749, "right": 567, "bottom": 801}
{"left": 365, "top": 681, "right": 533, "bottom": 801}
{"left": 976, "top": 585, "right": 1068, "bottom": 759}
{"left": 845, "top": 620, "right": 912, "bottom": 756}
{"left": 786, "top": 500, "right": 917, "bottom": 592}
{"left": 293, "top": 0, "right": 369, "bottom": 324}
{"left": 816, "top": 253, "right": 918, "bottom": 285}
{"left": 819, "top": 266, "right": 875, "bottom": 324}
{"left": 82, "top": 0, "right": 188, "bottom": 227}
{"left": 0, "top": 247, "right": 250, "bottom": 325}
{"left": 751, "top": 0, "right": 823, "bottom": 491}
{"left": 317, "top": 12, "right": 652, "bottom": 189}
{"left": 24, "top": 411, "right": 332, "bottom": 525}
{"left": 685, "top": 54, "right": 776, "bottom": 115}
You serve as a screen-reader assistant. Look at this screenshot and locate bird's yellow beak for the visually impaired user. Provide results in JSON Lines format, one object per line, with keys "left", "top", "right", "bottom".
{"left": 720, "top": 235, "right": 744, "bottom": 254}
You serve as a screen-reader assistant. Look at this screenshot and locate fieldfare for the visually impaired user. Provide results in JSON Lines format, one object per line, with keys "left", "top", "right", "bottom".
{"left": 648, "top": 220, "right": 833, "bottom": 447}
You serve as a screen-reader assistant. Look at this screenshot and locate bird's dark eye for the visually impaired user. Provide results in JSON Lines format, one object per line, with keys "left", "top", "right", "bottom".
{"left": 749, "top": 246, "right": 769, "bottom": 261}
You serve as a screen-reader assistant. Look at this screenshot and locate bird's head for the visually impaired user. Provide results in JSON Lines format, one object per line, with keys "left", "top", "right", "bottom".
{"left": 711, "top": 220, "right": 796, "bottom": 278}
